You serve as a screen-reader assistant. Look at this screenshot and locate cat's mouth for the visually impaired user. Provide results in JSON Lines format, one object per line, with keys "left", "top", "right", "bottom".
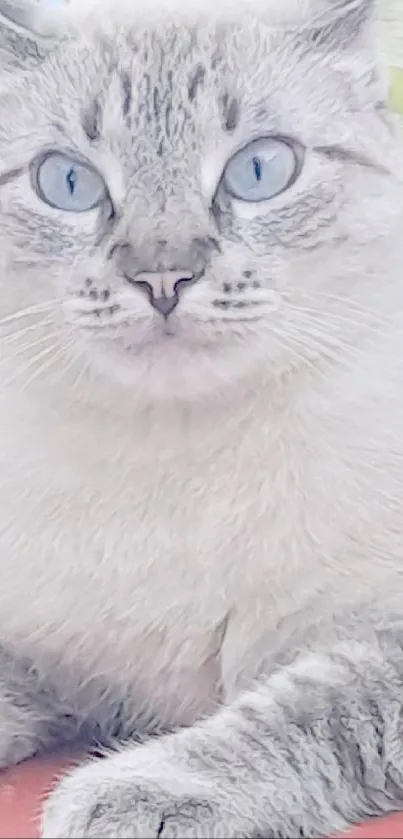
{"left": 75, "top": 304, "right": 262, "bottom": 369}
{"left": 89, "top": 315, "right": 223, "bottom": 357}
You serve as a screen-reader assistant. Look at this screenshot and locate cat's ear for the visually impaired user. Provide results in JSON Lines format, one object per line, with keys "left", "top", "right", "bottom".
{"left": 303, "top": 0, "right": 387, "bottom": 107}
{"left": 0, "top": 0, "right": 65, "bottom": 69}
{"left": 305, "top": 0, "right": 376, "bottom": 50}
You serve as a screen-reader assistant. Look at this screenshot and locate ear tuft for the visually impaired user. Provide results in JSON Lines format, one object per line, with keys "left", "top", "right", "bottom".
{"left": 0, "top": 0, "right": 65, "bottom": 69}
{"left": 305, "top": 0, "right": 376, "bottom": 50}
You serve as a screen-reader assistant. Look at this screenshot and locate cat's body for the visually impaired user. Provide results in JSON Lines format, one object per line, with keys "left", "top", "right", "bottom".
{"left": 1, "top": 0, "right": 403, "bottom": 835}
{"left": 4, "top": 269, "right": 403, "bottom": 731}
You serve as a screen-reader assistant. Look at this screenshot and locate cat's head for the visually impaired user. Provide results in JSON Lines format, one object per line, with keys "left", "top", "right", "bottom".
{"left": 0, "top": 0, "right": 402, "bottom": 402}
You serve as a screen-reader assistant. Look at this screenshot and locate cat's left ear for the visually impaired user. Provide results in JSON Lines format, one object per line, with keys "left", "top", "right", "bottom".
{"left": 0, "top": 0, "right": 65, "bottom": 70}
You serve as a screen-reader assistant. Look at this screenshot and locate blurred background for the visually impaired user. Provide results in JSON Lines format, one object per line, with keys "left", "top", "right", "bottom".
{"left": 382, "top": 0, "right": 403, "bottom": 112}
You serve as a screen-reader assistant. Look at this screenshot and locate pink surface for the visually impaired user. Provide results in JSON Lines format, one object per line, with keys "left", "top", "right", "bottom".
{"left": 0, "top": 755, "right": 403, "bottom": 839}
{"left": 335, "top": 813, "right": 403, "bottom": 838}
{"left": 0, "top": 754, "right": 79, "bottom": 839}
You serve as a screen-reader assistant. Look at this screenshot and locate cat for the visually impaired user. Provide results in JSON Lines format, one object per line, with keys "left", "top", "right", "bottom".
{"left": 0, "top": 0, "right": 402, "bottom": 835}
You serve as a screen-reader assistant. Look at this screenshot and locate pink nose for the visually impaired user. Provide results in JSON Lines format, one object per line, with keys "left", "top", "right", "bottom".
{"left": 130, "top": 270, "right": 195, "bottom": 316}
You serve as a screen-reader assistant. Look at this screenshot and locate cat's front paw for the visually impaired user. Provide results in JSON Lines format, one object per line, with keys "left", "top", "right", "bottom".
{"left": 41, "top": 744, "right": 248, "bottom": 838}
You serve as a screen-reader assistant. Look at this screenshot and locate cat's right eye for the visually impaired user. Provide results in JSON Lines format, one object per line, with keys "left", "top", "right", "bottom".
{"left": 33, "top": 152, "right": 108, "bottom": 212}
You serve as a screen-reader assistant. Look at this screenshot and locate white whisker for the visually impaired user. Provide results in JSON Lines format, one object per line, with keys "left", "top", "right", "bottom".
{"left": 279, "top": 322, "right": 360, "bottom": 376}
{"left": 3, "top": 342, "right": 76, "bottom": 392}
{"left": 286, "top": 304, "right": 375, "bottom": 331}
{"left": 70, "top": 357, "right": 90, "bottom": 392}
{"left": 0, "top": 330, "right": 63, "bottom": 363}
{"left": 0, "top": 300, "right": 57, "bottom": 329}
{"left": 284, "top": 312, "right": 385, "bottom": 364}
{"left": 54, "top": 342, "right": 89, "bottom": 393}
{"left": 292, "top": 291, "right": 402, "bottom": 329}
{"left": 2, "top": 340, "right": 66, "bottom": 390}
{"left": 0, "top": 316, "right": 56, "bottom": 346}
{"left": 270, "top": 325, "right": 333, "bottom": 383}
{"left": 16, "top": 343, "right": 74, "bottom": 395}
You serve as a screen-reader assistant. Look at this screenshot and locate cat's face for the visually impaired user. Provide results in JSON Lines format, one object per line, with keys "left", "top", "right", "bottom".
{"left": 0, "top": 0, "right": 403, "bottom": 401}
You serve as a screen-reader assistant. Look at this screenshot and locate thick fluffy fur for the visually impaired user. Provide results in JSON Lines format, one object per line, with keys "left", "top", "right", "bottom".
{"left": 0, "top": 0, "right": 402, "bottom": 835}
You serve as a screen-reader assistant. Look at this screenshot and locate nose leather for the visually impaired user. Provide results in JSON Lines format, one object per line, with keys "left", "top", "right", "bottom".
{"left": 151, "top": 292, "right": 179, "bottom": 317}
{"left": 131, "top": 270, "right": 195, "bottom": 316}
{"left": 134, "top": 270, "right": 193, "bottom": 298}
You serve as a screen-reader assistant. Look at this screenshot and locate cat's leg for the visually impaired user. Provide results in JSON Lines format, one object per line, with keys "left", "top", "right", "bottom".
{"left": 42, "top": 610, "right": 403, "bottom": 838}
{"left": 0, "top": 644, "right": 83, "bottom": 767}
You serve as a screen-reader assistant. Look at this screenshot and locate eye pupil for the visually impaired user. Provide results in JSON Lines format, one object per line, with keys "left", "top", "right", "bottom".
{"left": 66, "top": 168, "right": 76, "bottom": 195}
{"left": 252, "top": 157, "right": 262, "bottom": 182}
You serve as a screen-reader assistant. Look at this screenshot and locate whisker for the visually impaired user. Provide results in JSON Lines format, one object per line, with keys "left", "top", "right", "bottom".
{"left": 0, "top": 300, "right": 57, "bottom": 329}
{"left": 286, "top": 304, "right": 377, "bottom": 331}
{"left": 0, "top": 316, "right": 56, "bottom": 346}
{"left": 281, "top": 296, "right": 400, "bottom": 359}
{"left": 279, "top": 323, "right": 361, "bottom": 375}
{"left": 284, "top": 312, "right": 388, "bottom": 363}
{"left": 291, "top": 291, "right": 402, "bottom": 329}
{"left": 0, "top": 330, "right": 63, "bottom": 362}
{"left": 53, "top": 341, "right": 89, "bottom": 392}
{"left": 270, "top": 325, "right": 333, "bottom": 383}
{"left": 69, "top": 363, "right": 88, "bottom": 392}
{"left": 2, "top": 340, "right": 66, "bottom": 390}
{"left": 273, "top": 308, "right": 364, "bottom": 365}
{"left": 16, "top": 344, "right": 74, "bottom": 395}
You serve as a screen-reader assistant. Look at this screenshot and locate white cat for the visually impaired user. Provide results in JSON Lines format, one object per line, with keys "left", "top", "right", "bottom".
{"left": 0, "top": 0, "right": 402, "bottom": 835}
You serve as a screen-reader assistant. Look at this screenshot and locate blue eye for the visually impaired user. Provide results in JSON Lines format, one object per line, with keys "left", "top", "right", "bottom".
{"left": 35, "top": 153, "right": 107, "bottom": 212}
{"left": 223, "top": 137, "right": 300, "bottom": 203}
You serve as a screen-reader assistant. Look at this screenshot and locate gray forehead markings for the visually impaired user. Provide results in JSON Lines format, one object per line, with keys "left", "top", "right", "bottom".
{"left": 121, "top": 72, "right": 132, "bottom": 118}
{"left": 187, "top": 64, "right": 205, "bottom": 102}
{"left": 81, "top": 71, "right": 132, "bottom": 142}
{"left": 220, "top": 92, "right": 239, "bottom": 133}
{"left": 81, "top": 98, "right": 102, "bottom": 142}
{"left": 153, "top": 69, "right": 173, "bottom": 119}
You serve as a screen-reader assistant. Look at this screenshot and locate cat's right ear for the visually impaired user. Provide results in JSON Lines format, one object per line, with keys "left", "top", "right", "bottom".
{"left": 0, "top": 0, "right": 65, "bottom": 69}
{"left": 304, "top": 0, "right": 376, "bottom": 51}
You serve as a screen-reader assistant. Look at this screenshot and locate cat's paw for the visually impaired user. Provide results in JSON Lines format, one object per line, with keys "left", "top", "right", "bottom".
{"left": 41, "top": 744, "right": 248, "bottom": 838}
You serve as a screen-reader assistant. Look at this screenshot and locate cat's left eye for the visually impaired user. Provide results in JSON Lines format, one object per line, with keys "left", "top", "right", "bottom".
{"left": 222, "top": 137, "right": 301, "bottom": 203}
{"left": 33, "top": 152, "right": 108, "bottom": 212}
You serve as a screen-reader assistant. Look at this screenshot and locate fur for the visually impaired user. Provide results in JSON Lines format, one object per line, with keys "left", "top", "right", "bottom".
{"left": 0, "top": 0, "right": 402, "bottom": 835}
